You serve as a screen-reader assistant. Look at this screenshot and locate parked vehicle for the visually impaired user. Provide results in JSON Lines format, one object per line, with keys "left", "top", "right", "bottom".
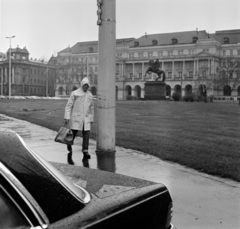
{"left": 0, "top": 129, "right": 176, "bottom": 229}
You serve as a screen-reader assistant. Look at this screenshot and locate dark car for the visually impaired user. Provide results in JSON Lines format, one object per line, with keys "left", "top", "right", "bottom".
{"left": 0, "top": 129, "right": 176, "bottom": 229}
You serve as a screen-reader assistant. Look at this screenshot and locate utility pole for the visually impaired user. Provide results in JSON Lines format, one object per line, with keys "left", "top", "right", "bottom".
{"left": 46, "top": 66, "right": 49, "bottom": 97}
{"left": 0, "top": 67, "right": 3, "bottom": 96}
{"left": 6, "top": 36, "right": 15, "bottom": 98}
{"left": 96, "top": 0, "right": 116, "bottom": 153}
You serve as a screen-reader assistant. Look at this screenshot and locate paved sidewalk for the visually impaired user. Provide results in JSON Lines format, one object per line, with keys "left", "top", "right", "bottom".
{"left": 0, "top": 114, "right": 239, "bottom": 229}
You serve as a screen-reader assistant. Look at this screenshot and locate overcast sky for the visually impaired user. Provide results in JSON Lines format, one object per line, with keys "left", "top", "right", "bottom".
{"left": 1, "top": 0, "right": 239, "bottom": 60}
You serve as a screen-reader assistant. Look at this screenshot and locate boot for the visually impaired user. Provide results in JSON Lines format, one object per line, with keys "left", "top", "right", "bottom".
{"left": 83, "top": 150, "right": 91, "bottom": 159}
{"left": 67, "top": 151, "right": 74, "bottom": 165}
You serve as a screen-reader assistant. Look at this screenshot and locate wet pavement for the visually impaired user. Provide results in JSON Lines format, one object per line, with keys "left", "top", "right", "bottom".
{"left": 0, "top": 114, "right": 239, "bottom": 229}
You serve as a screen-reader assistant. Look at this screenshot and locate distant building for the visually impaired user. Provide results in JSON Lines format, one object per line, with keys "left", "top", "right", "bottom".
{"left": 53, "top": 29, "right": 240, "bottom": 100}
{"left": 0, "top": 52, "right": 6, "bottom": 61}
{"left": 0, "top": 46, "right": 55, "bottom": 96}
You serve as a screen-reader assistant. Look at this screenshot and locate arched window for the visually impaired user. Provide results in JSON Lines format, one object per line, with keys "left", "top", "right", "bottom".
{"left": 185, "top": 85, "right": 192, "bottom": 95}
{"left": 134, "top": 85, "right": 141, "bottom": 98}
{"left": 58, "top": 87, "right": 64, "bottom": 95}
{"left": 91, "top": 86, "right": 97, "bottom": 96}
{"left": 223, "top": 85, "right": 231, "bottom": 96}
{"left": 174, "top": 84, "right": 181, "bottom": 93}
{"left": 165, "top": 85, "right": 171, "bottom": 97}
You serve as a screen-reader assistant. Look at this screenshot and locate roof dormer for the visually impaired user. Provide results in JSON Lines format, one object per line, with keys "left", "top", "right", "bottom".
{"left": 152, "top": 39, "right": 158, "bottom": 45}
{"left": 192, "top": 36, "right": 198, "bottom": 43}
{"left": 223, "top": 37, "right": 229, "bottom": 44}
{"left": 172, "top": 38, "right": 178, "bottom": 44}
{"left": 134, "top": 41, "right": 139, "bottom": 47}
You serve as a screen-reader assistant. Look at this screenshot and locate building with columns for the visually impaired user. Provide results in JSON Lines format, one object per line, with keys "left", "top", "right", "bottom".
{"left": 0, "top": 46, "right": 55, "bottom": 96}
{"left": 54, "top": 29, "right": 240, "bottom": 99}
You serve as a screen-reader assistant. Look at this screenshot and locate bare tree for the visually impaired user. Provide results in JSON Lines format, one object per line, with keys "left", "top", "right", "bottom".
{"left": 214, "top": 57, "right": 239, "bottom": 95}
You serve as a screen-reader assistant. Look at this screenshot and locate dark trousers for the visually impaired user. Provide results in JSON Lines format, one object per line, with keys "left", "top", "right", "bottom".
{"left": 67, "top": 128, "right": 90, "bottom": 153}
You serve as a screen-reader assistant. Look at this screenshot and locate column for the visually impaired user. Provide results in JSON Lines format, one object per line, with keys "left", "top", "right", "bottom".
{"left": 208, "top": 58, "right": 211, "bottom": 76}
{"left": 142, "top": 62, "right": 144, "bottom": 80}
{"left": 162, "top": 61, "right": 165, "bottom": 71}
{"left": 172, "top": 61, "right": 175, "bottom": 79}
{"left": 132, "top": 63, "right": 135, "bottom": 80}
{"left": 183, "top": 61, "right": 185, "bottom": 79}
{"left": 193, "top": 60, "right": 196, "bottom": 76}
{"left": 122, "top": 63, "right": 124, "bottom": 79}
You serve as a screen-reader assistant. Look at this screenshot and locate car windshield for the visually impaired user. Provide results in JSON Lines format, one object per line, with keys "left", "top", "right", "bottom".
{"left": 0, "top": 129, "right": 89, "bottom": 223}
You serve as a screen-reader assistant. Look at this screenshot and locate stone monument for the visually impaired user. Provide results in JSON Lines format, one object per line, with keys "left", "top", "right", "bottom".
{"left": 144, "top": 59, "right": 167, "bottom": 100}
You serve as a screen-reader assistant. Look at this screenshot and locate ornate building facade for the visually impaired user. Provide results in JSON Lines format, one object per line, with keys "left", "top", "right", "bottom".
{"left": 0, "top": 46, "right": 55, "bottom": 96}
{"left": 54, "top": 29, "right": 240, "bottom": 100}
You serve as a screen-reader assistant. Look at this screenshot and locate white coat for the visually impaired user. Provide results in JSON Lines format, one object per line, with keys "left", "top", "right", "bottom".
{"left": 64, "top": 79, "right": 94, "bottom": 131}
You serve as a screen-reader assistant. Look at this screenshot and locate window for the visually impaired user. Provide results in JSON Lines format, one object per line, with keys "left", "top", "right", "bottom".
{"left": 192, "top": 36, "right": 198, "bottom": 43}
{"left": 223, "top": 37, "right": 229, "bottom": 44}
{"left": 167, "top": 72, "right": 172, "bottom": 78}
{"left": 134, "top": 41, "right": 139, "bottom": 47}
{"left": 0, "top": 188, "right": 30, "bottom": 229}
{"left": 139, "top": 73, "right": 142, "bottom": 78}
{"left": 223, "top": 51, "right": 226, "bottom": 56}
{"left": 129, "top": 73, "right": 133, "bottom": 78}
{"left": 189, "top": 50, "right": 194, "bottom": 55}
{"left": 139, "top": 53, "right": 143, "bottom": 58}
{"left": 178, "top": 51, "right": 183, "bottom": 56}
{"left": 148, "top": 52, "right": 153, "bottom": 58}
{"left": 202, "top": 71, "right": 207, "bottom": 77}
{"left": 158, "top": 52, "right": 163, "bottom": 57}
{"left": 129, "top": 53, "right": 134, "bottom": 58}
{"left": 238, "top": 50, "right": 240, "bottom": 55}
{"left": 169, "top": 51, "right": 173, "bottom": 56}
{"left": 178, "top": 72, "right": 182, "bottom": 78}
{"left": 172, "top": 38, "right": 178, "bottom": 44}
{"left": 152, "top": 40, "right": 158, "bottom": 45}
{"left": 188, "top": 71, "right": 193, "bottom": 78}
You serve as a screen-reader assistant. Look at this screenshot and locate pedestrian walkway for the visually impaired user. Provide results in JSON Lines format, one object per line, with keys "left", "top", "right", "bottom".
{"left": 0, "top": 114, "right": 239, "bottom": 229}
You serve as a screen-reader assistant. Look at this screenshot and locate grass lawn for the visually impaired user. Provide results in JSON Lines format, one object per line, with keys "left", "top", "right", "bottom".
{"left": 0, "top": 99, "right": 240, "bottom": 182}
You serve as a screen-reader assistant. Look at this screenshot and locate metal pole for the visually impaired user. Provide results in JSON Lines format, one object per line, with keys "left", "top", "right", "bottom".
{"left": 46, "top": 66, "right": 48, "bottom": 97}
{"left": 96, "top": 0, "right": 116, "bottom": 153}
{"left": 87, "top": 52, "right": 89, "bottom": 78}
{"left": 0, "top": 67, "right": 3, "bottom": 96}
{"left": 6, "top": 36, "right": 15, "bottom": 98}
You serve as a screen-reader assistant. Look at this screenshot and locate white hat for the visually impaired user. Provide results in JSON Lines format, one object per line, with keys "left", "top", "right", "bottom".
{"left": 81, "top": 77, "right": 90, "bottom": 87}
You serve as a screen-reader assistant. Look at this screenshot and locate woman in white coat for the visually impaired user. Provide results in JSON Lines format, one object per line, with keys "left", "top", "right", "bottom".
{"left": 64, "top": 77, "right": 94, "bottom": 164}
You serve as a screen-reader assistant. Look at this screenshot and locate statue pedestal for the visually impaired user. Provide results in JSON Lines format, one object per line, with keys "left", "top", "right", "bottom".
{"left": 144, "top": 81, "right": 166, "bottom": 100}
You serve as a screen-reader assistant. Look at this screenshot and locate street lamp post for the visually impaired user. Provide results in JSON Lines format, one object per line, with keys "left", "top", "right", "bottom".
{"left": 6, "top": 36, "right": 15, "bottom": 98}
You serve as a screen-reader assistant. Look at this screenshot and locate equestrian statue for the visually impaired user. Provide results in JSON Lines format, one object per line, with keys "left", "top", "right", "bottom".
{"left": 144, "top": 58, "right": 166, "bottom": 82}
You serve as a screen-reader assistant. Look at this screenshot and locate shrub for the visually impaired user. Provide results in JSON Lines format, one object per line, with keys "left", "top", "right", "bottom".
{"left": 126, "top": 95, "right": 137, "bottom": 100}
{"left": 209, "top": 95, "right": 214, "bottom": 102}
{"left": 183, "top": 93, "right": 194, "bottom": 102}
{"left": 172, "top": 92, "right": 181, "bottom": 101}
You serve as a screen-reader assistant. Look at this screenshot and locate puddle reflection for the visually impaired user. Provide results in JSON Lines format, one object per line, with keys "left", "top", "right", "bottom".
{"left": 96, "top": 152, "right": 116, "bottom": 173}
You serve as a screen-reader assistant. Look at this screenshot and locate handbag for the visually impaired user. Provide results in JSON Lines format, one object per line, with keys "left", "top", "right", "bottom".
{"left": 54, "top": 121, "right": 74, "bottom": 145}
